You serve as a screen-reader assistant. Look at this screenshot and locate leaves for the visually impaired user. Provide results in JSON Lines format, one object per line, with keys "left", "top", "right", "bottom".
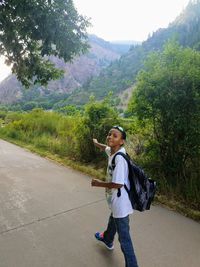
{"left": 128, "top": 40, "right": 200, "bottom": 205}
{"left": 0, "top": 0, "right": 90, "bottom": 87}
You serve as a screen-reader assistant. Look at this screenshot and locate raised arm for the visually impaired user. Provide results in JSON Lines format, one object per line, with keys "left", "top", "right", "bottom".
{"left": 93, "top": 138, "right": 107, "bottom": 151}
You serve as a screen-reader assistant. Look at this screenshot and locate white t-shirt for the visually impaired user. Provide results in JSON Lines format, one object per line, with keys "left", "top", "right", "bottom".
{"left": 105, "top": 146, "right": 133, "bottom": 218}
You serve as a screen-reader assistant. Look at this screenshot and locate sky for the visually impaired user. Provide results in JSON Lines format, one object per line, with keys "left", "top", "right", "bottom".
{"left": 73, "top": 0, "right": 190, "bottom": 41}
{"left": 0, "top": 0, "right": 190, "bottom": 82}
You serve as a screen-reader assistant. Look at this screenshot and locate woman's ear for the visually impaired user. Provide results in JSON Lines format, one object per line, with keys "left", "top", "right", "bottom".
{"left": 120, "top": 139, "right": 125, "bottom": 146}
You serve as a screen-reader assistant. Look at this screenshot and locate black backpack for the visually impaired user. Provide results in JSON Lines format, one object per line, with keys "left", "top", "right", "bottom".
{"left": 112, "top": 152, "right": 156, "bottom": 212}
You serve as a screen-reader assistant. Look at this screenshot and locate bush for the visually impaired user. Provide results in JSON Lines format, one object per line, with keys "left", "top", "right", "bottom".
{"left": 74, "top": 99, "right": 121, "bottom": 162}
{"left": 0, "top": 110, "right": 7, "bottom": 120}
{"left": 128, "top": 41, "right": 200, "bottom": 208}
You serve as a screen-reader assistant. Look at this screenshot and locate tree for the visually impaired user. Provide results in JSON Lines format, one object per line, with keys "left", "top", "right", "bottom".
{"left": 128, "top": 41, "right": 200, "bottom": 205}
{"left": 22, "top": 101, "right": 38, "bottom": 111}
{"left": 75, "top": 97, "right": 120, "bottom": 162}
{"left": 0, "top": 0, "right": 90, "bottom": 87}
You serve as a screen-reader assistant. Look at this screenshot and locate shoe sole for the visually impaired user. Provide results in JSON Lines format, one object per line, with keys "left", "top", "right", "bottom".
{"left": 94, "top": 234, "right": 114, "bottom": 250}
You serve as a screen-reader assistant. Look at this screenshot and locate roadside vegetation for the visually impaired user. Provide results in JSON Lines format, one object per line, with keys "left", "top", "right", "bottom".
{"left": 0, "top": 42, "right": 199, "bottom": 221}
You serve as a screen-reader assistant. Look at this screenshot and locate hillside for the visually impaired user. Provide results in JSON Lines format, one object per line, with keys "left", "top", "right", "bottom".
{"left": 0, "top": 35, "right": 134, "bottom": 105}
{"left": 67, "top": 0, "right": 200, "bottom": 105}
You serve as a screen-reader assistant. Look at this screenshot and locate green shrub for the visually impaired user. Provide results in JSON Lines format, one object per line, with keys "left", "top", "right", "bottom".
{"left": 74, "top": 99, "right": 121, "bottom": 162}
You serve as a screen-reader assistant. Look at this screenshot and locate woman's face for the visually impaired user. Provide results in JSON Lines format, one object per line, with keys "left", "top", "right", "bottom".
{"left": 106, "top": 129, "right": 124, "bottom": 147}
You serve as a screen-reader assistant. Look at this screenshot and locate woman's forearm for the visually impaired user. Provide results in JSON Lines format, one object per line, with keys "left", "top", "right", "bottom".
{"left": 93, "top": 139, "right": 107, "bottom": 151}
{"left": 91, "top": 179, "right": 122, "bottom": 189}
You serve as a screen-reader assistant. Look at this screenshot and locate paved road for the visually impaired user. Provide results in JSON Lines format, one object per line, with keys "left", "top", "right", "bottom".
{"left": 0, "top": 139, "right": 200, "bottom": 267}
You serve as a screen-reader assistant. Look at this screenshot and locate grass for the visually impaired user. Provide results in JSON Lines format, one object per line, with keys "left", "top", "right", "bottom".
{"left": 154, "top": 194, "right": 200, "bottom": 222}
{"left": 0, "top": 135, "right": 199, "bottom": 222}
{"left": 0, "top": 135, "right": 105, "bottom": 180}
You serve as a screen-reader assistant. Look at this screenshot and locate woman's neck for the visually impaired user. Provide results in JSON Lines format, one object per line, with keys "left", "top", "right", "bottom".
{"left": 111, "top": 145, "right": 122, "bottom": 155}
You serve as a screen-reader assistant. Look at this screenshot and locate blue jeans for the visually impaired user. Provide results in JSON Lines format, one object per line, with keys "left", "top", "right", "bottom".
{"left": 104, "top": 214, "right": 139, "bottom": 267}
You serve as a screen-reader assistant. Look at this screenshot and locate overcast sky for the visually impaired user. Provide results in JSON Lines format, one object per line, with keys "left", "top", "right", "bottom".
{"left": 0, "top": 0, "right": 190, "bottom": 82}
{"left": 73, "top": 0, "right": 190, "bottom": 41}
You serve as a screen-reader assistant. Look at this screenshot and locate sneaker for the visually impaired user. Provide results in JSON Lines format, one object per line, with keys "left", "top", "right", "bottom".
{"left": 94, "top": 232, "right": 114, "bottom": 250}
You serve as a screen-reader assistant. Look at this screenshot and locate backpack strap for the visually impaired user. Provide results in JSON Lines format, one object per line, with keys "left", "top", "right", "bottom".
{"left": 111, "top": 152, "right": 130, "bottom": 197}
{"left": 111, "top": 152, "right": 131, "bottom": 170}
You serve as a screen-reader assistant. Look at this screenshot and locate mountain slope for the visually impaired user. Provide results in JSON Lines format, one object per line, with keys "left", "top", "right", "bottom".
{"left": 68, "top": 0, "right": 200, "bottom": 104}
{"left": 0, "top": 35, "right": 134, "bottom": 104}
